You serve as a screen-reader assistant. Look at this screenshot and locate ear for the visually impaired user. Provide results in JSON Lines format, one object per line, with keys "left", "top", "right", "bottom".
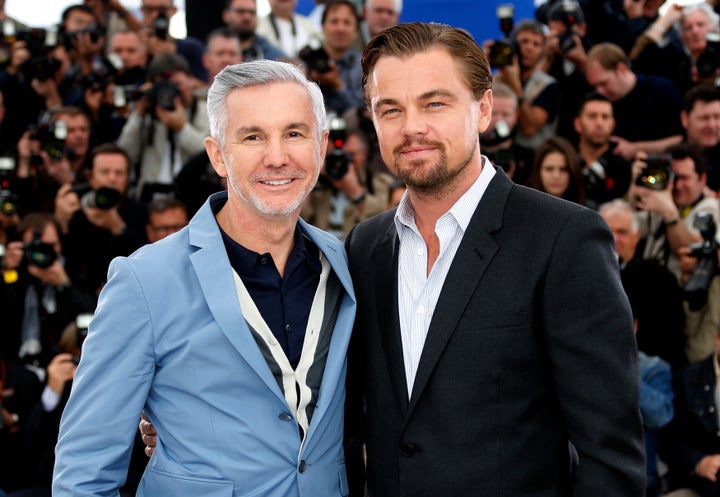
{"left": 680, "top": 110, "right": 689, "bottom": 130}
{"left": 205, "top": 136, "right": 227, "bottom": 178}
{"left": 573, "top": 116, "right": 581, "bottom": 134}
{"left": 477, "top": 89, "right": 493, "bottom": 134}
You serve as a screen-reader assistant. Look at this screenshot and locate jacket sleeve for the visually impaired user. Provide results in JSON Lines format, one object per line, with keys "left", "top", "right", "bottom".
{"left": 541, "top": 207, "right": 646, "bottom": 496}
{"left": 53, "top": 257, "right": 156, "bottom": 497}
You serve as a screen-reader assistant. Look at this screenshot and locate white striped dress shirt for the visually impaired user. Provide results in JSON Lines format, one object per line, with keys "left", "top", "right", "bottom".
{"left": 394, "top": 160, "right": 496, "bottom": 397}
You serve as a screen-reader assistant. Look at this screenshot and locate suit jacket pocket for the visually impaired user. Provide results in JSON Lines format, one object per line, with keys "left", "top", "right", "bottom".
{"left": 138, "top": 467, "right": 234, "bottom": 497}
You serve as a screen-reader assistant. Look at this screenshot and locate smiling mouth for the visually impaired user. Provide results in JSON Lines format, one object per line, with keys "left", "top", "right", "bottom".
{"left": 261, "top": 179, "right": 293, "bottom": 186}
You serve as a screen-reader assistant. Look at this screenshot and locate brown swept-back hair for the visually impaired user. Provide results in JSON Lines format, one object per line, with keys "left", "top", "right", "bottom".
{"left": 361, "top": 22, "right": 492, "bottom": 105}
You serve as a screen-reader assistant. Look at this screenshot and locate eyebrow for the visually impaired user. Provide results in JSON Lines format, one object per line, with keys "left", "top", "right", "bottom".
{"left": 235, "top": 122, "right": 313, "bottom": 136}
{"left": 375, "top": 89, "right": 457, "bottom": 108}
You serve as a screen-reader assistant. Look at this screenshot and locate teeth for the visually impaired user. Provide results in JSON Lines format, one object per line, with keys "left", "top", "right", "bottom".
{"left": 263, "top": 179, "right": 292, "bottom": 186}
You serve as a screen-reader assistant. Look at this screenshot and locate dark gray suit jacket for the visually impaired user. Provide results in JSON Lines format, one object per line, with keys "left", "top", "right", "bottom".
{"left": 345, "top": 168, "right": 645, "bottom": 497}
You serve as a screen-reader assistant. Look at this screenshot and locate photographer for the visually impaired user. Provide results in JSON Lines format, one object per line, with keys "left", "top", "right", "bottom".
{"left": 0, "top": 213, "right": 96, "bottom": 367}
{"left": 138, "top": 0, "right": 207, "bottom": 82}
{"left": 300, "top": 0, "right": 363, "bottom": 116}
{"left": 54, "top": 143, "right": 147, "bottom": 294}
{"left": 490, "top": 19, "right": 560, "bottom": 151}
{"left": 116, "top": 52, "right": 209, "bottom": 201}
{"left": 631, "top": 142, "right": 720, "bottom": 363}
{"left": 541, "top": 0, "right": 594, "bottom": 144}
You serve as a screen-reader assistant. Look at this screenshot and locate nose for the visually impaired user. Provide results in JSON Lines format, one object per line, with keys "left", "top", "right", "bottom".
{"left": 401, "top": 107, "right": 429, "bottom": 137}
{"left": 263, "top": 138, "right": 289, "bottom": 168}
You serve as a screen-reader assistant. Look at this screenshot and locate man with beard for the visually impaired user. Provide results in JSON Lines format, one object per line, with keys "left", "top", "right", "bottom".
{"left": 344, "top": 21, "right": 644, "bottom": 496}
{"left": 222, "top": 0, "right": 287, "bottom": 61}
{"left": 573, "top": 92, "right": 632, "bottom": 209}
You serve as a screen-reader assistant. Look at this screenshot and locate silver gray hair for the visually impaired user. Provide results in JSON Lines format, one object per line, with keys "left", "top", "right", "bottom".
{"left": 598, "top": 198, "right": 639, "bottom": 234}
{"left": 206, "top": 60, "right": 328, "bottom": 146}
{"left": 675, "top": 2, "right": 720, "bottom": 38}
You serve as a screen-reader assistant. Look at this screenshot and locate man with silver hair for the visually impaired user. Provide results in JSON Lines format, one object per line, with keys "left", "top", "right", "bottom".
{"left": 52, "top": 60, "right": 357, "bottom": 497}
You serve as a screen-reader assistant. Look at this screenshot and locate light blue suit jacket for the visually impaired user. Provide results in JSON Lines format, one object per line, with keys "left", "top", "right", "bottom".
{"left": 53, "top": 192, "right": 356, "bottom": 497}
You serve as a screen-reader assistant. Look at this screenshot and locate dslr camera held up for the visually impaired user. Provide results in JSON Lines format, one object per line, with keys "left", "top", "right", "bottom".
{"left": 635, "top": 153, "right": 673, "bottom": 191}
{"left": 488, "top": 4, "right": 515, "bottom": 69}
{"left": 72, "top": 183, "right": 122, "bottom": 210}
{"left": 299, "top": 36, "right": 332, "bottom": 74}
{"left": 325, "top": 116, "right": 351, "bottom": 180}
{"left": 24, "top": 229, "right": 57, "bottom": 268}
{"left": 684, "top": 212, "right": 719, "bottom": 310}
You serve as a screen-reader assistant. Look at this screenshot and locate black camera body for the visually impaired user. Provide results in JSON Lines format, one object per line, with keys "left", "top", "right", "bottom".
{"left": 62, "top": 23, "right": 104, "bottom": 52}
{"left": 299, "top": 37, "right": 332, "bottom": 74}
{"left": 22, "top": 55, "right": 62, "bottom": 82}
{"left": 489, "top": 4, "right": 515, "bottom": 69}
{"left": 153, "top": 13, "right": 170, "bottom": 40}
{"left": 557, "top": 29, "right": 576, "bottom": 52}
{"left": 72, "top": 183, "right": 122, "bottom": 210}
{"left": 685, "top": 212, "right": 719, "bottom": 310}
{"left": 24, "top": 229, "right": 57, "bottom": 269}
{"left": 0, "top": 189, "right": 18, "bottom": 216}
{"left": 635, "top": 153, "right": 673, "bottom": 191}
{"left": 325, "top": 116, "right": 351, "bottom": 180}
{"left": 29, "top": 120, "right": 67, "bottom": 162}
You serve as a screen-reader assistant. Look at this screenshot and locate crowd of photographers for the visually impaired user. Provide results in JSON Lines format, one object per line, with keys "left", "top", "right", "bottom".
{"left": 2, "top": 0, "right": 720, "bottom": 495}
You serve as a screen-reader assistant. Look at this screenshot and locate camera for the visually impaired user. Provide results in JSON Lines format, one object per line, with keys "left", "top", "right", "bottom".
{"left": 557, "top": 29, "right": 576, "bottom": 53}
{"left": 0, "top": 189, "right": 18, "bottom": 216}
{"left": 62, "top": 23, "right": 104, "bottom": 51}
{"left": 153, "top": 12, "right": 170, "bottom": 40}
{"left": 696, "top": 32, "right": 720, "bottom": 79}
{"left": 0, "top": 156, "right": 15, "bottom": 190}
{"left": 684, "top": 212, "right": 719, "bottom": 310}
{"left": 24, "top": 229, "right": 57, "bottom": 268}
{"left": 299, "top": 36, "right": 332, "bottom": 74}
{"left": 29, "top": 120, "right": 67, "bottom": 162}
{"left": 72, "top": 183, "right": 122, "bottom": 210}
{"left": 488, "top": 4, "right": 515, "bottom": 69}
{"left": 481, "top": 120, "right": 512, "bottom": 147}
{"left": 549, "top": 1, "right": 584, "bottom": 52}
{"left": 79, "top": 53, "right": 124, "bottom": 93}
{"left": 635, "top": 153, "right": 673, "bottom": 191}
{"left": 325, "top": 116, "right": 351, "bottom": 180}
{"left": 22, "top": 54, "right": 62, "bottom": 82}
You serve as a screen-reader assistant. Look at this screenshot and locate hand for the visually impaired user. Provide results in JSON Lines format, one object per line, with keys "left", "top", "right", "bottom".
{"left": 609, "top": 136, "right": 638, "bottom": 161}
{"left": 83, "top": 205, "right": 125, "bottom": 234}
{"left": 27, "top": 259, "right": 70, "bottom": 288}
{"left": 696, "top": 454, "right": 720, "bottom": 482}
{"left": 145, "top": 32, "right": 177, "bottom": 57}
{"left": 55, "top": 183, "right": 81, "bottom": 232}
{"left": 633, "top": 175, "right": 676, "bottom": 218}
{"left": 154, "top": 97, "right": 187, "bottom": 132}
{"left": 139, "top": 412, "right": 157, "bottom": 457}
{"left": 308, "top": 63, "right": 343, "bottom": 91}
{"left": 46, "top": 353, "right": 77, "bottom": 393}
{"left": 677, "top": 245, "right": 698, "bottom": 283}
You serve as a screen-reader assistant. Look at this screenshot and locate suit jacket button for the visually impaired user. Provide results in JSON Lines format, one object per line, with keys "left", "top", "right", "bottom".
{"left": 299, "top": 460, "right": 307, "bottom": 473}
{"left": 278, "top": 412, "right": 293, "bottom": 422}
{"left": 400, "top": 443, "right": 416, "bottom": 457}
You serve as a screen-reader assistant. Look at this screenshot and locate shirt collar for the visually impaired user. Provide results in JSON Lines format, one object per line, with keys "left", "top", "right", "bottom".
{"left": 394, "top": 157, "right": 496, "bottom": 233}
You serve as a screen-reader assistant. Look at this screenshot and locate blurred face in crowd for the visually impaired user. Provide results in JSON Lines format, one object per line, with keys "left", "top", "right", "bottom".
{"left": 110, "top": 31, "right": 148, "bottom": 69}
{"left": 89, "top": 152, "right": 130, "bottom": 194}
{"left": 574, "top": 99, "right": 615, "bottom": 147}
{"left": 64, "top": 7, "right": 95, "bottom": 32}
{"left": 322, "top": 3, "right": 359, "bottom": 55}
{"left": 672, "top": 157, "right": 706, "bottom": 207}
{"left": 514, "top": 29, "right": 545, "bottom": 69}
{"left": 166, "top": 70, "right": 195, "bottom": 106}
{"left": 141, "top": 0, "right": 176, "bottom": 26}
{"left": 482, "top": 94, "right": 518, "bottom": 142}
{"left": 343, "top": 132, "right": 367, "bottom": 171}
{"left": 364, "top": 0, "right": 400, "bottom": 37}
{"left": 268, "top": 0, "right": 296, "bottom": 18}
{"left": 55, "top": 113, "right": 91, "bottom": 159}
{"left": 540, "top": 151, "right": 570, "bottom": 198}
{"left": 204, "top": 35, "right": 243, "bottom": 82}
{"left": 585, "top": 61, "right": 629, "bottom": 102}
{"left": 681, "top": 8, "right": 714, "bottom": 58}
{"left": 600, "top": 207, "right": 640, "bottom": 264}
{"left": 224, "top": 0, "right": 258, "bottom": 39}
{"left": 146, "top": 206, "right": 188, "bottom": 242}
{"left": 682, "top": 99, "right": 720, "bottom": 149}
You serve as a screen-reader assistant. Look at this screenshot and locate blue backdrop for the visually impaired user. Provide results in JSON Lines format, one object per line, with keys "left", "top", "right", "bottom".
{"left": 295, "top": 0, "right": 537, "bottom": 44}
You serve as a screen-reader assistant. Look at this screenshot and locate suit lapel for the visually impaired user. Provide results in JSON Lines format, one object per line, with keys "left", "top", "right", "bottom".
{"left": 374, "top": 223, "right": 410, "bottom": 413}
{"left": 187, "top": 195, "right": 288, "bottom": 404}
{"left": 407, "top": 169, "right": 512, "bottom": 413}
